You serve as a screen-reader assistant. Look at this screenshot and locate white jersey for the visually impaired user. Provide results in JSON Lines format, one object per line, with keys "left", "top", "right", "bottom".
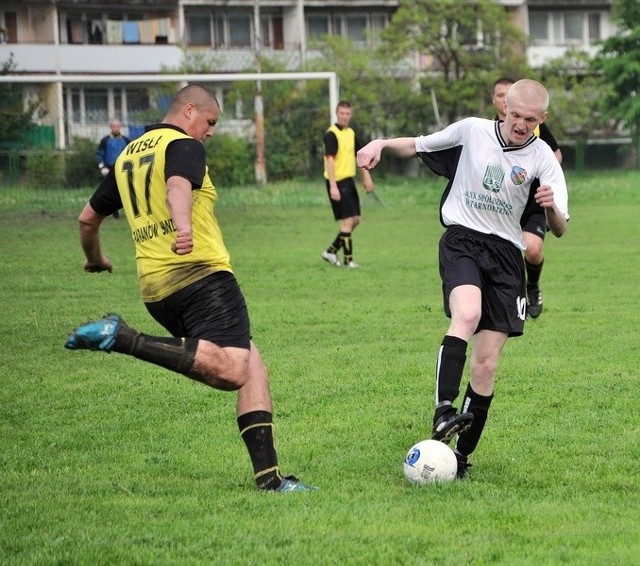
{"left": 415, "top": 117, "right": 569, "bottom": 250}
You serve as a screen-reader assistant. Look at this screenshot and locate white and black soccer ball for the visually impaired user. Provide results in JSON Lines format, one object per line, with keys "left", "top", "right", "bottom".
{"left": 403, "top": 439, "right": 457, "bottom": 485}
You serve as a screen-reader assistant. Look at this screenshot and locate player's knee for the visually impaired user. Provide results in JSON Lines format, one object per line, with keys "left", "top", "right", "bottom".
{"left": 525, "top": 245, "right": 543, "bottom": 263}
{"left": 456, "top": 309, "right": 482, "bottom": 333}
{"left": 470, "top": 359, "right": 498, "bottom": 389}
{"left": 216, "top": 374, "right": 247, "bottom": 391}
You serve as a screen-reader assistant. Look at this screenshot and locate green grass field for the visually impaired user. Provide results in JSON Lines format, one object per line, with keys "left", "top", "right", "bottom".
{"left": 1, "top": 171, "right": 639, "bottom": 565}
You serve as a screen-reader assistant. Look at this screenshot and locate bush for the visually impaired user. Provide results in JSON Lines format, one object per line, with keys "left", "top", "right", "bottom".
{"left": 65, "top": 137, "right": 102, "bottom": 188}
{"left": 25, "top": 149, "right": 65, "bottom": 189}
{"left": 205, "top": 134, "right": 254, "bottom": 187}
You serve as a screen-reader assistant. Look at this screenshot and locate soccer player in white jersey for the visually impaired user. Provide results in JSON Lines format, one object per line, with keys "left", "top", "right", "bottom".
{"left": 356, "top": 79, "right": 569, "bottom": 478}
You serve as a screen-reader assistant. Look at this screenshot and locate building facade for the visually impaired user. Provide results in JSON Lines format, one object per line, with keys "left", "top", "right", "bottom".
{"left": 0, "top": 0, "right": 616, "bottom": 149}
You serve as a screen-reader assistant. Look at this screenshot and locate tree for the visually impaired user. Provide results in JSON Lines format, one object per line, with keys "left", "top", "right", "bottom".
{"left": 539, "top": 50, "right": 607, "bottom": 140}
{"left": 309, "top": 36, "right": 435, "bottom": 138}
{"left": 380, "top": 0, "right": 527, "bottom": 124}
{"left": 0, "top": 54, "right": 44, "bottom": 149}
{"left": 590, "top": 0, "right": 640, "bottom": 165}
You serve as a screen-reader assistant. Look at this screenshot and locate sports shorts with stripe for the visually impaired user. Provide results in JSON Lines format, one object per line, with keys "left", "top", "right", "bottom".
{"left": 439, "top": 226, "right": 526, "bottom": 337}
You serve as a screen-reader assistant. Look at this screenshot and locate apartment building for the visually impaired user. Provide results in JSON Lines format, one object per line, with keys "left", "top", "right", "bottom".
{"left": 0, "top": 0, "right": 616, "bottom": 149}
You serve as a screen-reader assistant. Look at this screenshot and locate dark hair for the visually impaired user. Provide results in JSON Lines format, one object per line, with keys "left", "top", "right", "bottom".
{"left": 336, "top": 100, "right": 352, "bottom": 110}
{"left": 171, "top": 84, "right": 219, "bottom": 112}
{"left": 492, "top": 77, "right": 516, "bottom": 91}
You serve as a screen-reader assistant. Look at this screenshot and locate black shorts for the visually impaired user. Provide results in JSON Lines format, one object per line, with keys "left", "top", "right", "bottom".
{"left": 521, "top": 211, "right": 546, "bottom": 239}
{"left": 145, "top": 271, "right": 251, "bottom": 349}
{"left": 439, "top": 226, "right": 526, "bottom": 337}
{"left": 326, "top": 177, "right": 361, "bottom": 220}
{"left": 520, "top": 180, "right": 546, "bottom": 239}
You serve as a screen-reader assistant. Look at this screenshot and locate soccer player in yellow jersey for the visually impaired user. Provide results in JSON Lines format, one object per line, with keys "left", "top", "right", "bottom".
{"left": 65, "top": 84, "right": 317, "bottom": 492}
{"left": 321, "top": 101, "right": 374, "bottom": 268}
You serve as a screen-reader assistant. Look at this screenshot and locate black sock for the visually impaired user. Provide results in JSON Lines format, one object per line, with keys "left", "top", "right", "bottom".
{"left": 340, "top": 232, "right": 353, "bottom": 262}
{"left": 237, "top": 411, "right": 282, "bottom": 490}
{"left": 434, "top": 336, "right": 467, "bottom": 425}
{"left": 525, "top": 259, "right": 544, "bottom": 287}
{"left": 328, "top": 232, "right": 344, "bottom": 254}
{"left": 456, "top": 383, "right": 493, "bottom": 457}
{"left": 113, "top": 324, "right": 197, "bottom": 374}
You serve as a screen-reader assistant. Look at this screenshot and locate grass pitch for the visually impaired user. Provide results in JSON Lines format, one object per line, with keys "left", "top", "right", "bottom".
{"left": 1, "top": 171, "right": 639, "bottom": 565}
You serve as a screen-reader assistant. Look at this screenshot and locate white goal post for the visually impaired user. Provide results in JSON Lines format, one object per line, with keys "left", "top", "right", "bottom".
{"left": 0, "top": 71, "right": 339, "bottom": 150}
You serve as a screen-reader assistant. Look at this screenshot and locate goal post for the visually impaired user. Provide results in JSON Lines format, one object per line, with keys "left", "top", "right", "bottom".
{"left": 0, "top": 71, "right": 339, "bottom": 150}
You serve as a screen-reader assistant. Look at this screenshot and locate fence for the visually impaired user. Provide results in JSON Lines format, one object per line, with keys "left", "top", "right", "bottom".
{"left": 559, "top": 137, "right": 636, "bottom": 172}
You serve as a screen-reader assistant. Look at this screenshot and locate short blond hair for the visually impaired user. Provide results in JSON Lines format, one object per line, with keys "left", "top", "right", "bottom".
{"left": 506, "top": 79, "right": 549, "bottom": 112}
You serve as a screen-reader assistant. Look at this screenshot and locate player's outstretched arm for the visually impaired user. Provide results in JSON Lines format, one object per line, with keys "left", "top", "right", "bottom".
{"left": 357, "top": 137, "right": 417, "bottom": 170}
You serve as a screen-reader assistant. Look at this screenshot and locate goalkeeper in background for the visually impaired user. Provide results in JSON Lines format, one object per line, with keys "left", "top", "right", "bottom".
{"left": 96, "top": 119, "right": 130, "bottom": 218}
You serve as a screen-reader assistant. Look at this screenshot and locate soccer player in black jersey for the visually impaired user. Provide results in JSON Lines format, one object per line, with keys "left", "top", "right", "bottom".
{"left": 65, "top": 84, "right": 317, "bottom": 492}
{"left": 492, "top": 77, "right": 564, "bottom": 318}
{"left": 357, "top": 80, "right": 569, "bottom": 478}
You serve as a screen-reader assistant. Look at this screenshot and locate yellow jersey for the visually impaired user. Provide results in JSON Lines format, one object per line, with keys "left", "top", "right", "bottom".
{"left": 323, "top": 124, "right": 356, "bottom": 182}
{"left": 114, "top": 125, "right": 232, "bottom": 302}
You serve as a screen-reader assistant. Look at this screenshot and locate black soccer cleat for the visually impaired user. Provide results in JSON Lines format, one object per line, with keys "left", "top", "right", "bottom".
{"left": 455, "top": 451, "right": 472, "bottom": 479}
{"left": 527, "top": 284, "right": 543, "bottom": 319}
{"left": 431, "top": 410, "right": 474, "bottom": 444}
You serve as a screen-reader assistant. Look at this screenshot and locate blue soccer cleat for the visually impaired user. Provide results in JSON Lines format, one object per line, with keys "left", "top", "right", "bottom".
{"left": 275, "top": 475, "right": 319, "bottom": 492}
{"left": 65, "top": 313, "right": 124, "bottom": 352}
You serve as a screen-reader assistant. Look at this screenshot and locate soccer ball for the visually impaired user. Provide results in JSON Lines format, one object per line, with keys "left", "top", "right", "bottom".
{"left": 403, "top": 439, "right": 458, "bottom": 485}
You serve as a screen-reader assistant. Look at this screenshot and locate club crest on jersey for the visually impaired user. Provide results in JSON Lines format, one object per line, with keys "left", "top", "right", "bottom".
{"left": 482, "top": 165, "right": 505, "bottom": 193}
{"left": 510, "top": 166, "right": 528, "bottom": 186}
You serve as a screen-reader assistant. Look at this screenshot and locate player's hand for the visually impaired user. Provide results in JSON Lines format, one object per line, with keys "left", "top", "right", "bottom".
{"left": 171, "top": 231, "right": 194, "bottom": 255}
{"left": 83, "top": 258, "right": 113, "bottom": 273}
{"left": 329, "top": 185, "right": 341, "bottom": 201}
{"left": 535, "top": 185, "right": 556, "bottom": 208}
{"left": 356, "top": 141, "right": 383, "bottom": 170}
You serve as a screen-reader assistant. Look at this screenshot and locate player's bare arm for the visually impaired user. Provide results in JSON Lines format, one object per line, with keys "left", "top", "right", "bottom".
{"left": 361, "top": 167, "right": 374, "bottom": 192}
{"left": 535, "top": 184, "right": 567, "bottom": 237}
{"left": 78, "top": 202, "right": 112, "bottom": 273}
{"left": 166, "top": 175, "right": 194, "bottom": 255}
{"left": 357, "top": 137, "right": 417, "bottom": 170}
{"left": 325, "top": 156, "right": 341, "bottom": 201}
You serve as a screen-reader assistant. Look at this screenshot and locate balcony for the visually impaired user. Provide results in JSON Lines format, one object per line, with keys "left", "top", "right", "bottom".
{"left": 0, "top": 42, "right": 313, "bottom": 74}
{"left": 0, "top": 43, "right": 184, "bottom": 74}
{"left": 527, "top": 45, "right": 601, "bottom": 68}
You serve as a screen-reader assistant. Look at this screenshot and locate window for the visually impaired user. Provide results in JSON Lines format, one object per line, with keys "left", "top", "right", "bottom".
{"left": 564, "top": 13, "right": 583, "bottom": 44}
{"left": 185, "top": 9, "right": 284, "bottom": 50}
{"left": 84, "top": 89, "right": 108, "bottom": 123}
{"left": 370, "top": 15, "right": 387, "bottom": 35}
{"left": 68, "top": 87, "right": 150, "bottom": 126}
{"left": 307, "top": 15, "right": 329, "bottom": 39}
{"left": 228, "top": 14, "right": 251, "bottom": 47}
{"left": 588, "top": 13, "right": 601, "bottom": 42}
{"left": 306, "top": 11, "right": 389, "bottom": 46}
{"left": 345, "top": 15, "right": 367, "bottom": 42}
{"left": 260, "top": 14, "right": 283, "bottom": 49}
{"left": 529, "top": 13, "right": 548, "bottom": 45}
{"left": 529, "top": 11, "right": 604, "bottom": 47}
{"left": 187, "top": 14, "right": 211, "bottom": 46}
{"left": 127, "top": 89, "right": 150, "bottom": 115}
